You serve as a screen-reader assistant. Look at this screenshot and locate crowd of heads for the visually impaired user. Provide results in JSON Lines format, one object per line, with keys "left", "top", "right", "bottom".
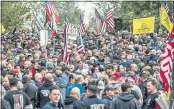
{"left": 0, "top": 29, "right": 168, "bottom": 108}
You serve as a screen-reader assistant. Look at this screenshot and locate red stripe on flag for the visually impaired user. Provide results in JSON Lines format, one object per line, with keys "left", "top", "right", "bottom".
{"left": 45, "top": 3, "right": 60, "bottom": 24}
{"left": 77, "top": 45, "right": 84, "bottom": 53}
{"left": 80, "top": 24, "right": 86, "bottom": 33}
{"left": 106, "top": 11, "right": 115, "bottom": 30}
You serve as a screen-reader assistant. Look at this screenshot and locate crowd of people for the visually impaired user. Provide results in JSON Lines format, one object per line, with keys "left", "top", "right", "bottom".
{"left": 0, "top": 29, "right": 168, "bottom": 109}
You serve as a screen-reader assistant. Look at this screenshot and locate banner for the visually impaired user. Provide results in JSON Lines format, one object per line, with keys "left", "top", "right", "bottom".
{"left": 133, "top": 17, "right": 155, "bottom": 35}
{"left": 40, "top": 30, "right": 48, "bottom": 46}
{"left": 160, "top": 7, "right": 173, "bottom": 33}
{"left": 67, "top": 24, "right": 79, "bottom": 40}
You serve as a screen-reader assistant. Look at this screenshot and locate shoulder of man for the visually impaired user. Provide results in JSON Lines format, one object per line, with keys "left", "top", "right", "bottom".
{"left": 2, "top": 99, "right": 11, "bottom": 109}
{"left": 73, "top": 100, "right": 86, "bottom": 108}
{"left": 42, "top": 102, "right": 54, "bottom": 109}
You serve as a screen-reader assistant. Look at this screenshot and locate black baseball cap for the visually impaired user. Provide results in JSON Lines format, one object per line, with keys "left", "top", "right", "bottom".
{"left": 104, "top": 85, "right": 115, "bottom": 92}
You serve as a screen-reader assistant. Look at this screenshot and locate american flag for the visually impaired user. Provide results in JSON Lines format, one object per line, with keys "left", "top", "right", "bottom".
{"left": 45, "top": 3, "right": 60, "bottom": 24}
{"left": 98, "top": 20, "right": 106, "bottom": 33}
{"left": 63, "top": 23, "right": 71, "bottom": 65}
{"left": 164, "top": 2, "right": 169, "bottom": 13}
{"left": 106, "top": 11, "right": 115, "bottom": 30}
{"left": 95, "top": 8, "right": 106, "bottom": 33}
{"left": 76, "top": 32, "right": 85, "bottom": 53}
{"left": 80, "top": 15, "right": 87, "bottom": 33}
{"left": 77, "top": 45, "right": 84, "bottom": 53}
{"left": 160, "top": 26, "right": 174, "bottom": 101}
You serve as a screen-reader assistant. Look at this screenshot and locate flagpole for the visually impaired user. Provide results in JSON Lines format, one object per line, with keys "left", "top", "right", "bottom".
{"left": 79, "top": 31, "right": 85, "bottom": 53}
{"left": 159, "top": 4, "right": 162, "bottom": 34}
{"left": 63, "top": 18, "right": 68, "bottom": 65}
{"left": 29, "top": 2, "right": 44, "bottom": 30}
{"left": 172, "top": 1, "right": 174, "bottom": 24}
{"left": 169, "top": 45, "right": 174, "bottom": 109}
{"left": 169, "top": 61, "right": 174, "bottom": 109}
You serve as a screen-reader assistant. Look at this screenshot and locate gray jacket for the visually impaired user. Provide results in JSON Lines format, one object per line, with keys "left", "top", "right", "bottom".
{"left": 111, "top": 93, "right": 139, "bottom": 109}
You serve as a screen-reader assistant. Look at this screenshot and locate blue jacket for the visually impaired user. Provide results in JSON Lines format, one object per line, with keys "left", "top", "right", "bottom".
{"left": 42, "top": 101, "right": 59, "bottom": 109}
{"left": 83, "top": 95, "right": 109, "bottom": 109}
{"left": 102, "top": 96, "right": 113, "bottom": 108}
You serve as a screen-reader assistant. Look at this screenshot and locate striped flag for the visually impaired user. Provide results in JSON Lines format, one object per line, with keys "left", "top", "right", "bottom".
{"left": 164, "top": 2, "right": 169, "bottom": 13}
{"left": 45, "top": 3, "right": 60, "bottom": 24}
{"left": 63, "top": 23, "right": 71, "bottom": 65}
{"left": 106, "top": 11, "right": 115, "bottom": 30}
{"left": 95, "top": 8, "right": 102, "bottom": 19}
{"left": 99, "top": 20, "right": 106, "bottom": 33}
{"left": 77, "top": 45, "right": 84, "bottom": 53}
{"left": 95, "top": 8, "right": 106, "bottom": 33}
{"left": 80, "top": 15, "right": 87, "bottom": 33}
{"left": 76, "top": 32, "right": 85, "bottom": 53}
{"left": 160, "top": 26, "right": 174, "bottom": 101}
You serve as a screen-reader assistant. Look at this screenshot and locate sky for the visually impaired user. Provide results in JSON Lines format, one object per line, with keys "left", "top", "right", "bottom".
{"left": 78, "top": 2, "right": 95, "bottom": 25}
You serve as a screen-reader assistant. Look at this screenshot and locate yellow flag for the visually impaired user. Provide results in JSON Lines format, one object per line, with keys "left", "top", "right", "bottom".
{"left": 1, "top": 24, "right": 5, "bottom": 34}
{"left": 160, "top": 7, "right": 173, "bottom": 33}
{"left": 133, "top": 17, "right": 155, "bottom": 35}
{"left": 166, "top": 88, "right": 170, "bottom": 102}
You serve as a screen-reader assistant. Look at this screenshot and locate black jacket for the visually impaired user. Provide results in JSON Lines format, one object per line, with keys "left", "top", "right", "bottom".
{"left": 83, "top": 95, "right": 109, "bottom": 109}
{"left": 22, "top": 83, "right": 38, "bottom": 107}
{"left": 102, "top": 95, "right": 113, "bottom": 108}
{"left": 138, "top": 80, "right": 148, "bottom": 105}
{"left": 37, "top": 80, "right": 55, "bottom": 108}
{"left": 4, "top": 90, "right": 32, "bottom": 109}
{"left": 34, "top": 80, "right": 43, "bottom": 88}
{"left": 111, "top": 93, "right": 139, "bottom": 109}
{"left": 64, "top": 96, "right": 86, "bottom": 109}
{"left": 1, "top": 99, "right": 11, "bottom": 109}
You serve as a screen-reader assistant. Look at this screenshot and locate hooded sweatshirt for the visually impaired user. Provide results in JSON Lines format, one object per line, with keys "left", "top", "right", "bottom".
{"left": 37, "top": 80, "right": 54, "bottom": 108}
{"left": 102, "top": 95, "right": 113, "bottom": 108}
{"left": 111, "top": 93, "right": 139, "bottom": 109}
{"left": 64, "top": 96, "right": 85, "bottom": 109}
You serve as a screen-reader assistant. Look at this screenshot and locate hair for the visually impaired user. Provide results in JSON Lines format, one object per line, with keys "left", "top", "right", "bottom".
{"left": 69, "top": 74, "right": 75, "bottom": 81}
{"left": 105, "top": 64, "right": 114, "bottom": 71}
{"left": 147, "top": 78, "right": 158, "bottom": 88}
{"left": 22, "top": 75, "right": 31, "bottom": 84}
{"left": 75, "top": 75, "right": 83, "bottom": 84}
{"left": 140, "top": 71, "right": 149, "bottom": 80}
{"left": 87, "top": 85, "right": 98, "bottom": 94}
{"left": 23, "top": 69, "right": 31, "bottom": 76}
{"left": 9, "top": 77, "right": 18, "bottom": 87}
{"left": 121, "top": 83, "right": 131, "bottom": 92}
{"left": 45, "top": 73, "right": 53, "bottom": 82}
{"left": 50, "top": 86, "right": 60, "bottom": 94}
{"left": 52, "top": 74, "right": 58, "bottom": 82}
{"left": 14, "top": 64, "right": 20, "bottom": 68}
{"left": 87, "top": 79, "right": 99, "bottom": 94}
{"left": 7, "top": 62, "right": 15, "bottom": 68}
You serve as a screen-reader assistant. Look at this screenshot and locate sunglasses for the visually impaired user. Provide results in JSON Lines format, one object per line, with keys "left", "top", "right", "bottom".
{"left": 77, "top": 60, "right": 82, "bottom": 63}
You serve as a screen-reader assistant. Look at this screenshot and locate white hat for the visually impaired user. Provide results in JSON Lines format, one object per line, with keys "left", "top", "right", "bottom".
{"left": 97, "top": 80, "right": 105, "bottom": 90}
